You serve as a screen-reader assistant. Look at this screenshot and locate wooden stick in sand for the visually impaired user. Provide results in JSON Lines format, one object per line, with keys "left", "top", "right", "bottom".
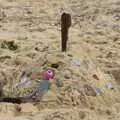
{"left": 61, "top": 12, "right": 71, "bottom": 52}
{"left": 0, "top": 97, "right": 40, "bottom": 104}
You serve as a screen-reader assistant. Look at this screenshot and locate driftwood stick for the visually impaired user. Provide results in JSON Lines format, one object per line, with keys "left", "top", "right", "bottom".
{"left": 61, "top": 12, "right": 71, "bottom": 52}
{"left": 0, "top": 97, "right": 38, "bottom": 104}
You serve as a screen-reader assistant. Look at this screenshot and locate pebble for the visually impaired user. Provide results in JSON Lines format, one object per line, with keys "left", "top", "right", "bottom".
{"left": 73, "top": 60, "right": 81, "bottom": 66}
{"left": 65, "top": 86, "right": 72, "bottom": 92}
{"left": 92, "top": 74, "right": 99, "bottom": 80}
{"left": 63, "top": 70, "right": 72, "bottom": 79}
{"left": 84, "top": 84, "right": 97, "bottom": 97}
{"left": 67, "top": 87, "right": 72, "bottom": 92}
{"left": 51, "top": 63, "right": 59, "bottom": 69}
{"left": 108, "top": 83, "right": 114, "bottom": 89}
{"left": 95, "top": 88, "right": 101, "bottom": 93}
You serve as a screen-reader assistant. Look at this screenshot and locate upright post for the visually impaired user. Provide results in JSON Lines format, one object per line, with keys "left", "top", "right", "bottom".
{"left": 61, "top": 12, "right": 71, "bottom": 52}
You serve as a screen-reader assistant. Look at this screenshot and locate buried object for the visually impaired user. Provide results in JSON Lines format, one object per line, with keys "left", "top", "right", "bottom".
{"left": 29, "top": 69, "right": 55, "bottom": 99}
{"left": 0, "top": 69, "right": 56, "bottom": 104}
{"left": 28, "top": 79, "right": 51, "bottom": 100}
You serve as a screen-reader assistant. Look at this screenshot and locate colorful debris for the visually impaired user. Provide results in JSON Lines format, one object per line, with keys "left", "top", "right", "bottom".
{"left": 73, "top": 60, "right": 81, "bottom": 66}
{"left": 108, "top": 83, "right": 114, "bottom": 89}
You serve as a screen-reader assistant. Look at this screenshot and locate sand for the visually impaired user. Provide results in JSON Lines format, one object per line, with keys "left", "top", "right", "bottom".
{"left": 0, "top": 0, "right": 120, "bottom": 120}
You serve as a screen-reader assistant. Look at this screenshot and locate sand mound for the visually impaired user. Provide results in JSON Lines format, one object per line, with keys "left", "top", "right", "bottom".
{"left": 0, "top": 0, "right": 120, "bottom": 119}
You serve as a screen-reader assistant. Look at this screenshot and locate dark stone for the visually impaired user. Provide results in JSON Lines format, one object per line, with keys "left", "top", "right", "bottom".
{"left": 35, "top": 47, "right": 39, "bottom": 51}
{"left": 92, "top": 74, "right": 99, "bottom": 80}
{"left": 67, "top": 54, "right": 73, "bottom": 57}
{"left": 1, "top": 41, "right": 18, "bottom": 51}
{"left": 106, "top": 109, "right": 112, "bottom": 115}
{"left": 51, "top": 63, "right": 59, "bottom": 69}
{"left": 0, "top": 56, "right": 11, "bottom": 62}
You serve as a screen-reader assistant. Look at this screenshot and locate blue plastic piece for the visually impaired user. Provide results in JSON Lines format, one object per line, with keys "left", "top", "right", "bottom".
{"left": 28, "top": 79, "right": 51, "bottom": 98}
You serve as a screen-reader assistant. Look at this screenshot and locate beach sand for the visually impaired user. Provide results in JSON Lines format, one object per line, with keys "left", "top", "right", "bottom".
{"left": 0, "top": 0, "right": 120, "bottom": 119}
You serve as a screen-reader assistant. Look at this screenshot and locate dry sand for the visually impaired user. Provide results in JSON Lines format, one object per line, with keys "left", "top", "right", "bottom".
{"left": 0, "top": 0, "right": 120, "bottom": 120}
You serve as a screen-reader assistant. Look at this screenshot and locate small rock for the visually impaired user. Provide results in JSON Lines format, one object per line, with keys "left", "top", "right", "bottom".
{"left": 108, "top": 83, "right": 114, "bottom": 89}
{"left": 73, "top": 60, "right": 81, "bottom": 66}
{"left": 27, "top": 10, "right": 32, "bottom": 14}
{"left": 67, "top": 87, "right": 72, "bottom": 92}
{"left": 84, "top": 84, "right": 97, "bottom": 96}
{"left": 15, "top": 105, "right": 21, "bottom": 112}
{"left": 63, "top": 70, "right": 72, "bottom": 79}
{"left": 0, "top": 41, "right": 18, "bottom": 51}
{"left": 67, "top": 54, "right": 73, "bottom": 57}
{"left": 35, "top": 47, "right": 39, "bottom": 51}
{"left": 65, "top": 86, "right": 72, "bottom": 92}
{"left": 106, "top": 109, "right": 112, "bottom": 115}
{"left": 95, "top": 88, "right": 101, "bottom": 93}
{"left": 51, "top": 63, "right": 59, "bottom": 69}
{"left": 92, "top": 74, "right": 99, "bottom": 80}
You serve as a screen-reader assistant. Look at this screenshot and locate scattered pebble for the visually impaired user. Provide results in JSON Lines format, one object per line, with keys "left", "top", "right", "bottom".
{"left": 73, "top": 60, "right": 81, "bottom": 66}
{"left": 65, "top": 86, "right": 72, "bottom": 92}
{"left": 84, "top": 84, "right": 97, "bottom": 96}
{"left": 95, "top": 88, "right": 101, "bottom": 93}
{"left": 92, "top": 74, "right": 99, "bottom": 80}
{"left": 108, "top": 83, "right": 114, "bottom": 89}
{"left": 63, "top": 70, "right": 72, "bottom": 79}
{"left": 67, "top": 87, "right": 72, "bottom": 92}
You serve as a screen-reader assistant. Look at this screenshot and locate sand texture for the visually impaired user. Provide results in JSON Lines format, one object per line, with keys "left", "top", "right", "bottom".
{"left": 0, "top": 0, "right": 120, "bottom": 120}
